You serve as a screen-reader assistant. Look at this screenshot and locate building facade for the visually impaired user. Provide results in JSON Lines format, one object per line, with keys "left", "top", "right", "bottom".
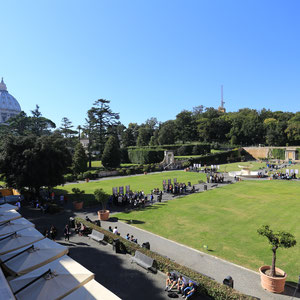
{"left": 0, "top": 78, "right": 21, "bottom": 123}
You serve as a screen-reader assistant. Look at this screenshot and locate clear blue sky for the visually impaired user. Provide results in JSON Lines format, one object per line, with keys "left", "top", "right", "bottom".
{"left": 1, "top": 0, "right": 299, "bottom": 128}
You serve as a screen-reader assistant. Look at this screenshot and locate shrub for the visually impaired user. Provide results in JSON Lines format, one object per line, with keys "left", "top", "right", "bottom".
{"left": 128, "top": 149, "right": 164, "bottom": 164}
{"left": 270, "top": 148, "right": 286, "bottom": 160}
{"left": 94, "top": 188, "right": 110, "bottom": 210}
{"left": 64, "top": 173, "right": 75, "bottom": 183}
{"left": 83, "top": 171, "right": 93, "bottom": 179}
{"left": 77, "top": 174, "right": 84, "bottom": 180}
{"left": 125, "top": 169, "right": 132, "bottom": 176}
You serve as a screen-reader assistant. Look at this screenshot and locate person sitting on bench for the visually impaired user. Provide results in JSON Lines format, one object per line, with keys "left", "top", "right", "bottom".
{"left": 165, "top": 272, "right": 177, "bottom": 291}
{"left": 182, "top": 281, "right": 196, "bottom": 298}
{"left": 168, "top": 275, "right": 187, "bottom": 294}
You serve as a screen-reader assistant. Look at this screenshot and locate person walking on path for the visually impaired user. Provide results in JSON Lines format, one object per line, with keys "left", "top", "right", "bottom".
{"left": 50, "top": 225, "right": 57, "bottom": 241}
{"left": 64, "top": 224, "right": 71, "bottom": 241}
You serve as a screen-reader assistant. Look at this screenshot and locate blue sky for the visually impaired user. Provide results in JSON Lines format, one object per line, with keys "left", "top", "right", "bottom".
{"left": 0, "top": 0, "right": 299, "bottom": 128}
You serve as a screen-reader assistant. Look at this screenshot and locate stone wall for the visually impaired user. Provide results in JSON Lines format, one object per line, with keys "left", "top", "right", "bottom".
{"left": 243, "top": 146, "right": 299, "bottom": 161}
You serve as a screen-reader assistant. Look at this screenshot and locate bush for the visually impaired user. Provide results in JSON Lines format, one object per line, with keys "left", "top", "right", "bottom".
{"left": 64, "top": 173, "right": 75, "bottom": 183}
{"left": 77, "top": 174, "right": 84, "bottom": 180}
{"left": 189, "top": 148, "right": 250, "bottom": 166}
{"left": 94, "top": 188, "right": 110, "bottom": 210}
{"left": 125, "top": 169, "right": 132, "bottom": 176}
{"left": 83, "top": 171, "right": 93, "bottom": 179}
{"left": 128, "top": 149, "right": 164, "bottom": 164}
{"left": 270, "top": 148, "right": 286, "bottom": 160}
{"left": 75, "top": 217, "right": 255, "bottom": 300}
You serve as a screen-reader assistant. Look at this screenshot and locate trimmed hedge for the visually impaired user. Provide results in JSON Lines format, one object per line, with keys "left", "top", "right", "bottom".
{"left": 270, "top": 148, "right": 285, "bottom": 160}
{"left": 128, "top": 143, "right": 211, "bottom": 156}
{"left": 128, "top": 149, "right": 165, "bottom": 164}
{"left": 188, "top": 148, "right": 250, "bottom": 165}
{"left": 75, "top": 217, "right": 255, "bottom": 300}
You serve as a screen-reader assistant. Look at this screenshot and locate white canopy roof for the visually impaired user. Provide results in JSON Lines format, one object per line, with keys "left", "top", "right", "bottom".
{"left": 0, "top": 227, "right": 44, "bottom": 255}
{"left": 0, "top": 209, "right": 21, "bottom": 224}
{"left": 9, "top": 255, "right": 94, "bottom": 300}
{"left": 0, "top": 218, "right": 34, "bottom": 237}
{"left": 1, "top": 238, "right": 68, "bottom": 276}
{"left": 0, "top": 266, "right": 15, "bottom": 300}
{"left": 63, "top": 279, "right": 121, "bottom": 300}
{"left": 0, "top": 203, "right": 19, "bottom": 211}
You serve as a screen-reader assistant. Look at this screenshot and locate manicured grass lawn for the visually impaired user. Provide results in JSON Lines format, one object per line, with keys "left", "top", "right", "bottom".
{"left": 219, "top": 161, "right": 267, "bottom": 173}
{"left": 175, "top": 155, "right": 204, "bottom": 159}
{"left": 58, "top": 171, "right": 207, "bottom": 195}
{"left": 115, "top": 180, "right": 300, "bottom": 282}
{"left": 90, "top": 160, "right": 103, "bottom": 168}
{"left": 90, "top": 161, "right": 139, "bottom": 168}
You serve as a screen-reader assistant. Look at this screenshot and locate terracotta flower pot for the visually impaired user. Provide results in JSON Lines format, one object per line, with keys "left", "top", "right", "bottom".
{"left": 259, "top": 265, "right": 287, "bottom": 293}
{"left": 98, "top": 210, "right": 110, "bottom": 221}
{"left": 73, "top": 201, "right": 83, "bottom": 210}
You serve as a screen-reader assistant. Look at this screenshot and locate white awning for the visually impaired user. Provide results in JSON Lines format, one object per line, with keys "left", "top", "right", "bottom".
{"left": 0, "top": 218, "right": 35, "bottom": 237}
{"left": 63, "top": 279, "right": 121, "bottom": 300}
{"left": 0, "top": 227, "right": 44, "bottom": 255}
{"left": 0, "top": 209, "right": 21, "bottom": 224}
{"left": 9, "top": 255, "right": 94, "bottom": 300}
{"left": 0, "top": 266, "right": 15, "bottom": 300}
{"left": 0, "top": 238, "right": 68, "bottom": 276}
{"left": 0, "top": 203, "right": 19, "bottom": 211}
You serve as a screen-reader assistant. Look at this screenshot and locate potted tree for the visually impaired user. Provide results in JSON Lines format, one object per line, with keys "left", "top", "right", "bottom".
{"left": 94, "top": 188, "right": 110, "bottom": 221}
{"left": 257, "top": 225, "right": 296, "bottom": 293}
{"left": 72, "top": 188, "right": 85, "bottom": 210}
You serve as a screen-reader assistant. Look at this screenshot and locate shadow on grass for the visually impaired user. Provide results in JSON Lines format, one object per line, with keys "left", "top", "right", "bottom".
{"left": 118, "top": 219, "right": 145, "bottom": 225}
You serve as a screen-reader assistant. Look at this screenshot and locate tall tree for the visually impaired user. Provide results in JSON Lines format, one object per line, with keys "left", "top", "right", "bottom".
{"left": 7, "top": 111, "right": 31, "bottom": 136}
{"left": 121, "top": 123, "right": 139, "bottom": 147}
{"left": 158, "top": 120, "right": 176, "bottom": 145}
{"left": 88, "top": 99, "right": 120, "bottom": 157}
{"left": 101, "top": 135, "right": 121, "bottom": 168}
{"left": 175, "top": 110, "right": 197, "bottom": 143}
{"left": 60, "top": 117, "right": 77, "bottom": 139}
{"left": 72, "top": 143, "right": 88, "bottom": 175}
{"left": 0, "top": 135, "right": 71, "bottom": 197}
{"left": 30, "top": 105, "right": 56, "bottom": 136}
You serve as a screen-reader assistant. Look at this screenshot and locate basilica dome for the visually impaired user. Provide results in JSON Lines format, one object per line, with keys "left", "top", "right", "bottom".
{"left": 0, "top": 78, "right": 21, "bottom": 123}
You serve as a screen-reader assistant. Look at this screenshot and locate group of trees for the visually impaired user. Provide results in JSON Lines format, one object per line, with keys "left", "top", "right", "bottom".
{"left": 114, "top": 107, "right": 300, "bottom": 147}
{"left": 0, "top": 97, "right": 299, "bottom": 198}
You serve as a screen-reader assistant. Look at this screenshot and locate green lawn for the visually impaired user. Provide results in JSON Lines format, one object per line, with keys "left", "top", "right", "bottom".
{"left": 90, "top": 161, "right": 139, "bottom": 168}
{"left": 115, "top": 180, "right": 300, "bottom": 282}
{"left": 219, "top": 161, "right": 267, "bottom": 173}
{"left": 58, "top": 170, "right": 207, "bottom": 195}
{"left": 90, "top": 161, "right": 103, "bottom": 168}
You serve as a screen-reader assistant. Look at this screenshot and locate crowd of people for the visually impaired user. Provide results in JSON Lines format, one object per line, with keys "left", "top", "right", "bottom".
{"left": 271, "top": 172, "right": 297, "bottom": 180}
{"left": 206, "top": 173, "right": 224, "bottom": 183}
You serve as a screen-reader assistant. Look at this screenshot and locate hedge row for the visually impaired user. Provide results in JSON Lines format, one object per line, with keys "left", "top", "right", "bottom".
{"left": 188, "top": 148, "right": 250, "bottom": 165}
{"left": 128, "top": 143, "right": 211, "bottom": 157}
{"left": 75, "top": 217, "right": 254, "bottom": 300}
{"left": 269, "top": 148, "right": 286, "bottom": 160}
{"left": 128, "top": 149, "right": 165, "bottom": 164}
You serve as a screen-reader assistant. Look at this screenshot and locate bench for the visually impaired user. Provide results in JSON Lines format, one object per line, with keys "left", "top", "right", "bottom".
{"left": 88, "top": 229, "right": 105, "bottom": 243}
{"left": 170, "top": 270, "right": 199, "bottom": 297}
{"left": 132, "top": 250, "right": 156, "bottom": 272}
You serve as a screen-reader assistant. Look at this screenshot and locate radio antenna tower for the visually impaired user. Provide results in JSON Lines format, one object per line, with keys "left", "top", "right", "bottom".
{"left": 218, "top": 85, "right": 226, "bottom": 113}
